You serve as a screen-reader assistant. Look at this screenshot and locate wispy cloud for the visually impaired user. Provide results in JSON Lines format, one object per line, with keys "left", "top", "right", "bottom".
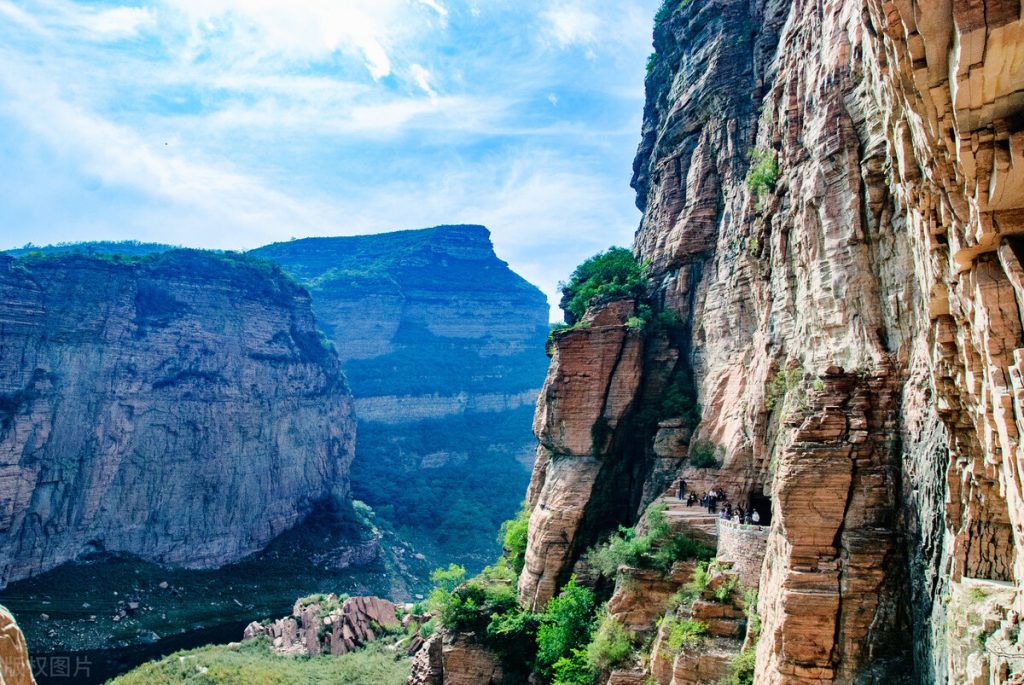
{"left": 0, "top": 0, "right": 662, "bottom": 318}
{"left": 542, "top": 2, "right": 601, "bottom": 49}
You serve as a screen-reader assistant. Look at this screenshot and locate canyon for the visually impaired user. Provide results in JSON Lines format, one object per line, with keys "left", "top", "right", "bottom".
{"left": 0, "top": 228, "right": 549, "bottom": 681}
{"left": 5, "top": 0, "right": 1024, "bottom": 681}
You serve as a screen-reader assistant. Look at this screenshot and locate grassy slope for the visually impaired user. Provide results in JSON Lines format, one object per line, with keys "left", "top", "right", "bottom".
{"left": 108, "top": 638, "right": 410, "bottom": 685}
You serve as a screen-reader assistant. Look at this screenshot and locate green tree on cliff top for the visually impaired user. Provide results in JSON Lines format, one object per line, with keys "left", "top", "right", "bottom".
{"left": 558, "top": 247, "right": 646, "bottom": 324}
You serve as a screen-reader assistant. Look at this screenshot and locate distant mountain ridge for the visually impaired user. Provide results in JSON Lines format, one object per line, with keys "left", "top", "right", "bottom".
{"left": 4, "top": 240, "right": 176, "bottom": 259}
{"left": 252, "top": 226, "right": 550, "bottom": 566}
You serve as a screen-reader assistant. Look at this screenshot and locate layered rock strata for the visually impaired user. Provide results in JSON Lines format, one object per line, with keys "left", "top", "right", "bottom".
{"left": 0, "top": 251, "right": 354, "bottom": 587}
{"left": 519, "top": 299, "right": 646, "bottom": 610}
{"left": 513, "top": 0, "right": 1024, "bottom": 682}
{"left": 407, "top": 633, "right": 504, "bottom": 685}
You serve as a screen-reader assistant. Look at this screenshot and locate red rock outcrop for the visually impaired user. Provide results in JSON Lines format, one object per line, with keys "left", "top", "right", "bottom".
{"left": 0, "top": 607, "right": 34, "bottom": 685}
{"left": 406, "top": 633, "right": 503, "bottom": 685}
{"left": 607, "top": 563, "right": 694, "bottom": 634}
{"left": 519, "top": 299, "right": 645, "bottom": 610}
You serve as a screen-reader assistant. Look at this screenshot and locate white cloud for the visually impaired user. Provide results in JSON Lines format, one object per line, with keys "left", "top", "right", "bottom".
{"left": 542, "top": 2, "right": 601, "bottom": 48}
{"left": 409, "top": 63, "right": 437, "bottom": 98}
{"left": 0, "top": 1, "right": 46, "bottom": 34}
{"left": 0, "top": 62, "right": 334, "bottom": 238}
{"left": 416, "top": 0, "right": 448, "bottom": 18}
{"left": 159, "top": 0, "right": 448, "bottom": 80}
{"left": 0, "top": 0, "right": 658, "bottom": 317}
{"left": 75, "top": 6, "right": 155, "bottom": 39}
{"left": 0, "top": 1, "right": 155, "bottom": 40}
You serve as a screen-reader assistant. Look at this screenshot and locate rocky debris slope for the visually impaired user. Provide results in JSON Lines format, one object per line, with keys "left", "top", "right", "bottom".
{"left": 253, "top": 226, "right": 550, "bottom": 564}
{"left": 0, "top": 250, "right": 355, "bottom": 587}
{"left": 511, "top": 0, "right": 1024, "bottom": 682}
{"left": 0, "top": 606, "right": 34, "bottom": 685}
{"left": 243, "top": 594, "right": 407, "bottom": 657}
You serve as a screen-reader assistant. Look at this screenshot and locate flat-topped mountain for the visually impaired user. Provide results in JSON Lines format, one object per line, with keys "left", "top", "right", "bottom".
{"left": 253, "top": 226, "right": 550, "bottom": 565}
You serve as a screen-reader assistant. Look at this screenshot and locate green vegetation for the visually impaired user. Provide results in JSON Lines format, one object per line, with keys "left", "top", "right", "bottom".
{"left": 252, "top": 226, "right": 543, "bottom": 300}
{"left": 663, "top": 616, "right": 708, "bottom": 651}
{"left": 351, "top": 407, "right": 534, "bottom": 571}
{"left": 966, "top": 587, "right": 989, "bottom": 603}
{"left": 427, "top": 563, "right": 520, "bottom": 636}
{"left": 535, "top": 577, "right": 597, "bottom": 679}
{"left": 721, "top": 647, "right": 757, "bottom": 685}
{"left": 688, "top": 441, "right": 722, "bottom": 469}
{"left": 108, "top": 637, "right": 409, "bottom": 685}
{"left": 548, "top": 320, "right": 592, "bottom": 352}
{"left": 585, "top": 504, "right": 714, "bottom": 577}
{"left": 685, "top": 561, "right": 712, "bottom": 598}
{"left": 424, "top": 561, "right": 613, "bottom": 684}
{"left": 646, "top": 52, "right": 658, "bottom": 77}
{"left": 345, "top": 320, "right": 548, "bottom": 397}
{"left": 5, "top": 240, "right": 175, "bottom": 259}
{"left": 551, "top": 647, "right": 593, "bottom": 685}
{"left": 742, "top": 589, "right": 761, "bottom": 640}
{"left": 0, "top": 500, "right": 413, "bottom": 657}
{"left": 500, "top": 503, "right": 531, "bottom": 575}
{"left": 559, "top": 247, "right": 647, "bottom": 323}
{"left": 764, "top": 368, "right": 806, "bottom": 412}
{"left": 659, "top": 366, "right": 701, "bottom": 427}
{"left": 714, "top": 576, "right": 739, "bottom": 604}
{"left": 655, "top": 0, "right": 690, "bottom": 24}
{"left": 746, "top": 149, "right": 779, "bottom": 199}
{"left": 586, "top": 610, "right": 632, "bottom": 671}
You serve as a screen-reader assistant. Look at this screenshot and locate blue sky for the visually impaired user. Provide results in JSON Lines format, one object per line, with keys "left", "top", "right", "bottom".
{"left": 0, "top": 0, "right": 661, "bottom": 318}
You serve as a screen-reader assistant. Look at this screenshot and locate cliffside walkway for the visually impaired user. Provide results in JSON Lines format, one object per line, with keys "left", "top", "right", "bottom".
{"left": 656, "top": 491, "right": 719, "bottom": 546}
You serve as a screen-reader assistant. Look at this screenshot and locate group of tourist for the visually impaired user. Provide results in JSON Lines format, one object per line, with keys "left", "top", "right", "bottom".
{"left": 676, "top": 479, "right": 762, "bottom": 527}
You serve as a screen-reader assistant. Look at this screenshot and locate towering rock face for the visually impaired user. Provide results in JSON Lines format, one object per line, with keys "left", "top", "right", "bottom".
{"left": 0, "top": 251, "right": 354, "bottom": 588}
{"left": 518, "top": 0, "right": 1024, "bottom": 682}
{"left": 519, "top": 299, "right": 645, "bottom": 610}
{"left": 253, "top": 226, "right": 550, "bottom": 564}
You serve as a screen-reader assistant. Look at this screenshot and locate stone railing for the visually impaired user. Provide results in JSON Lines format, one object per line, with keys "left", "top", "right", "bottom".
{"left": 716, "top": 518, "right": 769, "bottom": 535}
{"left": 716, "top": 519, "right": 769, "bottom": 586}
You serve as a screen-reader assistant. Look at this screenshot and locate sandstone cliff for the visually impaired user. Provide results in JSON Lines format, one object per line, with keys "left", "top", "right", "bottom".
{"left": 253, "top": 226, "right": 550, "bottom": 565}
{"left": 0, "top": 250, "right": 355, "bottom": 587}
{"left": 513, "top": 0, "right": 1024, "bottom": 683}
{"left": 0, "top": 606, "right": 34, "bottom": 685}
